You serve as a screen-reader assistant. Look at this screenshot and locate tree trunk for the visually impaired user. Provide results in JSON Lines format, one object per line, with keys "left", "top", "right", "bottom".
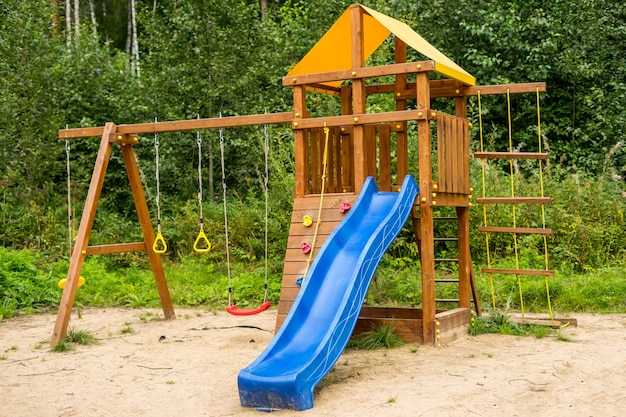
{"left": 260, "top": 0, "right": 268, "bottom": 20}
{"left": 88, "top": 0, "right": 97, "bottom": 35}
{"left": 205, "top": 17, "right": 214, "bottom": 198}
{"left": 51, "top": 0, "right": 60, "bottom": 36}
{"left": 73, "top": 0, "right": 80, "bottom": 41}
{"left": 130, "top": 0, "right": 140, "bottom": 77}
{"left": 65, "top": 0, "right": 72, "bottom": 45}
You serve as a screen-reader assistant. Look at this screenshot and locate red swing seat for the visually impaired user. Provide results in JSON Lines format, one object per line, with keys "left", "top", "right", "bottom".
{"left": 226, "top": 301, "right": 272, "bottom": 316}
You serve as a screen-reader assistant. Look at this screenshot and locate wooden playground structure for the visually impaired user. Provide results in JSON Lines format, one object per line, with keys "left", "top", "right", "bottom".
{"left": 52, "top": 4, "right": 553, "bottom": 347}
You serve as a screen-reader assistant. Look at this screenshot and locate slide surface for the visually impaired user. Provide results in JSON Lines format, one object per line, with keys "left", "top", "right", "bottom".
{"left": 237, "top": 175, "right": 419, "bottom": 411}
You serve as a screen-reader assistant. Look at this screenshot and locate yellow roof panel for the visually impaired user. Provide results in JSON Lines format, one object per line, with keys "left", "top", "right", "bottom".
{"left": 286, "top": 7, "right": 391, "bottom": 88}
{"left": 286, "top": 4, "right": 475, "bottom": 87}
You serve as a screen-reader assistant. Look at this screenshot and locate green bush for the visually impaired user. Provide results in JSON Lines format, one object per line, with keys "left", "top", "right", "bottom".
{"left": 0, "top": 248, "right": 60, "bottom": 319}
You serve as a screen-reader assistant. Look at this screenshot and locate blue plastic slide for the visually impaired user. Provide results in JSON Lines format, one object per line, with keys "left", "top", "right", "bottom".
{"left": 237, "top": 175, "right": 419, "bottom": 411}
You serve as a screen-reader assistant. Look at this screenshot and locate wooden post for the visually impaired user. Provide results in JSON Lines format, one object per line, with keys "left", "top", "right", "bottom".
{"left": 340, "top": 86, "right": 354, "bottom": 191}
{"left": 455, "top": 96, "right": 471, "bottom": 308}
{"left": 51, "top": 123, "right": 117, "bottom": 346}
{"left": 294, "top": 86, "right": 308, "bottom": 197}
{"left": 416, "top": 73, "right": 435, "bottom": 344}
{"left": 350, "top": 4, "right": 367, "bottom": 194}
{"left": 120, "top": 142, "right": 175, "bottom": 318}
{"left": 394, "top": 36, "right": 408, "bottom": 184}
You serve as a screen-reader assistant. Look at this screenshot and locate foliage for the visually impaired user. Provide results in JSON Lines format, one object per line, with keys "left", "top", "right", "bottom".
{"left": 0, "top": 248, "right": 60, "bottom": 319}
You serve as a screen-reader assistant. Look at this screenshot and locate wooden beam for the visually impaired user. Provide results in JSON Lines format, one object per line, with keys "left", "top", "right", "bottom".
{"left": 466, "top": 82, "right": 546, "bottom": 96}
{"left": 395, "top": 36, "right": 409, "bottom": 184}
{"left": 478, "top": 226, "right": 553, "bottom": 235}
{"left": 368, "top": 81, "right": 547, "bottom": 99}
{"left": 351, "top": 4, "right": 367, "bottom": 194}
{"left": 293, "top": 86, "right": 307, "bottom": 198}
{"left": 482, "top": 268, "right": 555, "bottom": 276}
{"left": 291, "top": 109, "right": 428, "bottom": 130}
{"left": 121, "top": 143, "right": 175, "bottom": 319}
{"left": 416, "top": 71, "right": 436, "bottom": 345}
{"left": 455, "top": 95, "right": 471, "bottom": 310}
{"left": 474, "top": 151, "right": 549, "bottom": 160}
{"left": 283, "top": 61, "right": 435, "bottom": 87}
{"left": 84, "top": 242, "right": 147, "bottom": 255}
{"left": 59, "top": 112, "right": 294, "bottom": 139}
{"left": 476, "top": 197, "right": 552, "bottom": 204}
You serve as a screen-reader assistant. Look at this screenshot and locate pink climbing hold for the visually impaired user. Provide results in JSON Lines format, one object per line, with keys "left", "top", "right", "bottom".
{"left": 301, "top": 241, "right": 312, "bottom": 254}
{"left": 339, "top": 201, "right": 351, "bottom": 213}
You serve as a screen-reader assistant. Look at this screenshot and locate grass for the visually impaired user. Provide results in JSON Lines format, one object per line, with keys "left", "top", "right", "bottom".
{"left": 348, "top": 323, "right": 404, "bottom": 350}
{"left": 65, "top": 327, "right": 98, "bottom": 345}
{"left": 467, "top": 309, "right": 575, "bottom": 341}
{"left": 50, "top": 327, "right": 97, "bottom": 353}
{"left": 0, "top": 225, "right": 624, "bottom": 323}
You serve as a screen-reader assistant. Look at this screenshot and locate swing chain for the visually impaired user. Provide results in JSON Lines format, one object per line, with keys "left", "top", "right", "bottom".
{"left": 219, "top": 122, "right": 233, "bottom": 306}
{"left": 196, "top": 126, "right": 203, "bottom": 229}
{"left": 152, "top": 120, "right": 167, "bottom": 254}
{"left": 65, "top": 135, "right": 72, "bottom": 258}
{"left": 193, "top": 118, "right": 211, "bottom": 253}
{"left": 154, "top": 130, "right": 162, "bottom": 233}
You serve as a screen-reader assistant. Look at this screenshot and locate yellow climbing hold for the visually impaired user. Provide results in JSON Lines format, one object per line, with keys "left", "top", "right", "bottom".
{"left": 302, "top": 215, "right": 313, "bottom": 227}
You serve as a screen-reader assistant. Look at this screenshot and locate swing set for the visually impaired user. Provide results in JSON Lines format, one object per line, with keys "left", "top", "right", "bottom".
{"left": 52, "top": 114, "right": 286, "bottom": 346}
{"left": 52, "top": 4, "right": 568, "bottom": 348}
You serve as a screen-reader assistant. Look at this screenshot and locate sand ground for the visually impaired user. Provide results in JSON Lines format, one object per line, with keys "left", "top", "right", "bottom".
{"left": 1, "top": 308, "right": 625, "bottom": 417}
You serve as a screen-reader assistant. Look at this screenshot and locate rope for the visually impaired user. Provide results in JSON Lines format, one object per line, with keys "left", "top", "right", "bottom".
{"left": 302, "top": 123, "right": 330, "bottom": 281}
{"left": 506, "top": 89, "right": 525, "bottom": 318}
{"left": 477, "top": 91, "right": 497, "bottom": 310}
{"left": 223, "top": 120, "right": 271, "bottom": 310}
{"left": 65, "top": 131, "right": 72, "bottom": 259}
{"left": 153, "top": 118, "right": 167, "bottom": 253}
{"left": 536, "top": 87, "right": 554, "bottom": 322}
{"left": 219, "top": 124, "right": 234, "bottom": 306}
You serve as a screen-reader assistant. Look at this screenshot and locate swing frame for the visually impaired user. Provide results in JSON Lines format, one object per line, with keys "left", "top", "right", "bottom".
{"left": 52, "top": 114, "right": 291, "bottom": 347}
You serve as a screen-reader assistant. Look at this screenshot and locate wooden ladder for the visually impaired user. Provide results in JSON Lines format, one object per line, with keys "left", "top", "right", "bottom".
{"left": 412, "top": 210, "right": 481, "bottom": 315}
{"left": 474, "top": 151, "right": 555, "bottom": 278}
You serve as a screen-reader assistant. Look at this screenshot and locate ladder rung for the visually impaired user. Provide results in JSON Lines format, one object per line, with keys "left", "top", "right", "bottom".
{"left": 474, "top": 151, "right": 549, "bottom": 160}
{"left": 433, "top": 216, "right": 458, "bottom": 221}
{"left": 434, "top": 237, "right": 458, "bottom": 241}
{"left": 478, "top": 226, "right": 553, "bottom": 235}
{"left": 482, "top": 268, "right": 555, "bottom": 276}
{"left": 476, "top": 197, "right": 551, "bottom": 205}
{"left": 435, "top": 279, "right": 459, "bottom": 283}
{"left": 436, "top": 298, "right": 460, "bottom": 303}
{"left": 435, "top": 258, "right": 459, "bottom": 263}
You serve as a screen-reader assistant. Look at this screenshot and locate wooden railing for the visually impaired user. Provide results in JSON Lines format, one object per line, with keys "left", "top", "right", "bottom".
{"left": 303, "top": 123, "right": 409, "bottom": 194}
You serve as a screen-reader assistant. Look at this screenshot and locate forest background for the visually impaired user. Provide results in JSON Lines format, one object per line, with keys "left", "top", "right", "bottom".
{"left": 0, "top": 0, "right": 624, "bottom": 319}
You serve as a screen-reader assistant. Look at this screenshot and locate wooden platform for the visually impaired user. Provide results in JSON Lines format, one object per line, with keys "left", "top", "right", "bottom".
{"left": 508, "top": 315, "right": 578, "bottom": 328}
{"left": 354, "top": 307, "right": 471, "bottom": 344}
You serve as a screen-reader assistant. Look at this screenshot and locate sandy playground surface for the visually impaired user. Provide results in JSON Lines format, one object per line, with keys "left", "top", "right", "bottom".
{"left": 0, "top": 308, "right": 625, "bottom": 417}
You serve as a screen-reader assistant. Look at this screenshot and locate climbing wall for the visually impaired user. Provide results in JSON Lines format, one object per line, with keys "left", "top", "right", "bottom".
{"left": 275, "top": 192, "right": 358, "bottom": 331}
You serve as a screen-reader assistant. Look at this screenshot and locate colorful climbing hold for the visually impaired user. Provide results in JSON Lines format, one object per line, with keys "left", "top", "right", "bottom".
{"left": 339, "top": 201, "right": 351, "bottom": 213}
{"left": 302, "top": 215, "right": 313, "bottom": 227}
{"left": 301, "top": 242, "right": 312, "bottom": 254}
